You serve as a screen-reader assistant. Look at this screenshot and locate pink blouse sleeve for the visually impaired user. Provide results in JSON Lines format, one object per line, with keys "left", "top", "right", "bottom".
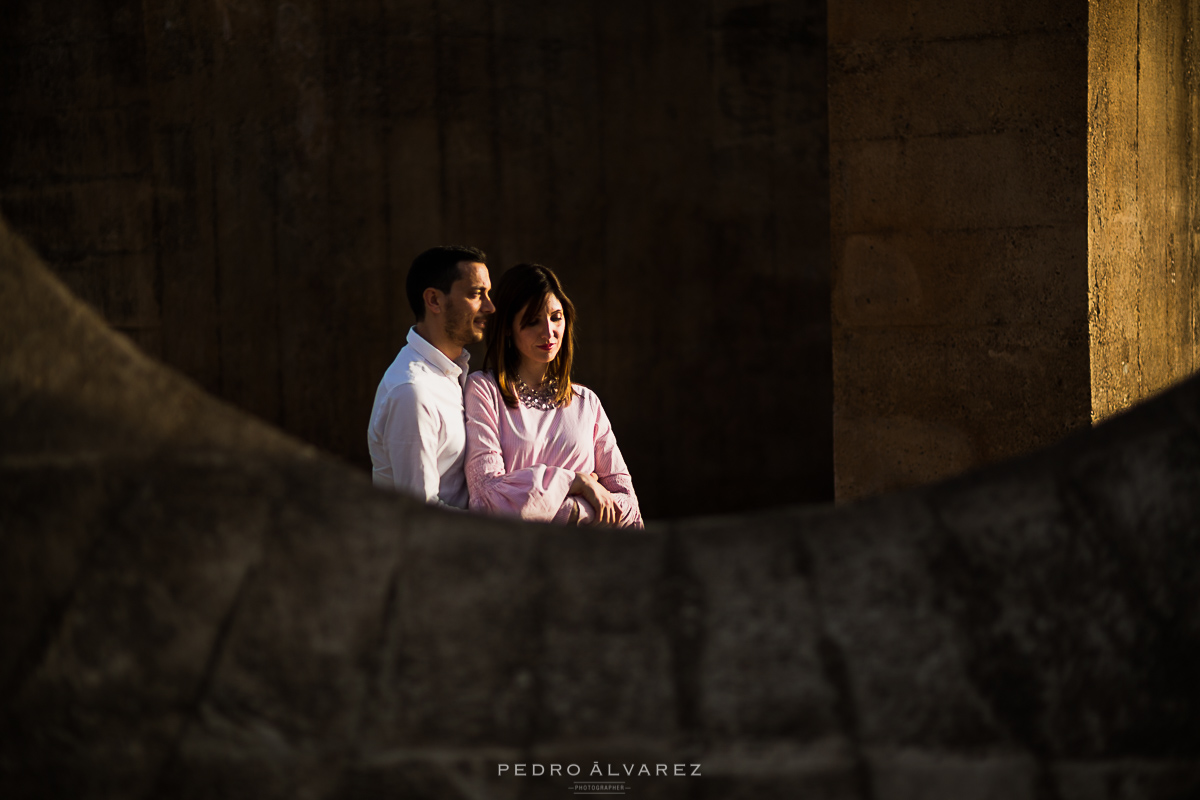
{"left": 589, "top": 397, "right": 644, "bottom": 529}
{"left": 464, "top": 375, "right": 578, "bottom": 522}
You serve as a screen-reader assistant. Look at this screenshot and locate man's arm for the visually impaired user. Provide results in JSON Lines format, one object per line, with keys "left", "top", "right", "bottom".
{"left": 378, "top": 382, "right": 447, "bottom": 505}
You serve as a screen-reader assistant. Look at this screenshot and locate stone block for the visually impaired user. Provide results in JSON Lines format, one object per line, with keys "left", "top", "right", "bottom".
{"left": 2, "top": 457, "right": 279, "bottom": 791}
{"left": 1065, "top": 401, "right": 1200, "bottom": 612}
{"left": 359, "top": 513, "right": 542, "bottom": 747}
{"left": 1058, "top": 418, "right": 1200, "bottom": 755}
{"left": 191, "top": 468, "right": 400, "bottom": 750}
{"left": 0, "top": 754, "right": 152, "bottom": 800}
{"left": 867, "top": 751, "right": 1039, "bottom": 800}
{"left": 927, "top": 465, "right": 1190, "bottom": 757}
{"left": 328, "top": 757, "right": 506, "bottom": 800}
{"left": 692, "top": 771, "right": 862, "bottom": 800}
{"left": 1053, "top": 760, "right": 1200, "bottom": 800}
{"left": 537, "top": 529, "right": 675, "bottom": 740}
{"left": 696, "top": 740, "right": 861, "bottom": 800}
{"left": 1175, "top": 377, "right": 1200, "bottom": 435}
{"left": 803, "top": 496, "right": 1009, "bottom": 749}
{"left": 0, "top": 465, "right": 109, "bottom": 697}
{"left": 539, "top": 628, "right": 675, "bottom": 740}
{"left": 152, "top": 745, "right": 302, "bottom": 800}
{"left": 680, "top": 512, "right": 840, "bottom": 740}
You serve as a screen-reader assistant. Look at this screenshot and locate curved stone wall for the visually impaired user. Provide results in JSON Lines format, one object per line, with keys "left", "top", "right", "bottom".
{"left": 3, "top": 214, "right": 1200, "bottom": 798}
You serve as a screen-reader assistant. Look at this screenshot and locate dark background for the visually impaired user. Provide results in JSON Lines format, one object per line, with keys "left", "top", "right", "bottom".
{"left": 0, "top": 0, "right": 834, "bottom": 518}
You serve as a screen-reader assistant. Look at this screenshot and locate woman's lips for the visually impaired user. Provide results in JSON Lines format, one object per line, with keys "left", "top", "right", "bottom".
{"left": 538, "top": 343, "right": 556, "bottom": 351}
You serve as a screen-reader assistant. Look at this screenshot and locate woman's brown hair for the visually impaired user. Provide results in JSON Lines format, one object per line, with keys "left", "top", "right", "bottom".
{"left": 483, "top": 263, "right": 577, "bottom": 408}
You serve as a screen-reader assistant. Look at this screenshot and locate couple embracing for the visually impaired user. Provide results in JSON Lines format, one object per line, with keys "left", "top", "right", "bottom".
{"left": 367, "top": 246, "right": 643, "bottom": 528}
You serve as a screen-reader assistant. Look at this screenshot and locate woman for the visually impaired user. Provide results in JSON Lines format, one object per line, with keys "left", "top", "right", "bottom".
{"left": 464, "top": 263, "right": 643, "bottom": 527}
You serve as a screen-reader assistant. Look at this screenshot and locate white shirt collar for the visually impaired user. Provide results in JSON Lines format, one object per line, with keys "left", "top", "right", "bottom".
{"left": 407, "top": 326, "right": 470, "bottom": 379}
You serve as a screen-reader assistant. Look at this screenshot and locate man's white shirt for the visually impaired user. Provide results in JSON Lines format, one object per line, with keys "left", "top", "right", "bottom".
{"left": 368, "top": 327, "right": 470, "bottom": 508}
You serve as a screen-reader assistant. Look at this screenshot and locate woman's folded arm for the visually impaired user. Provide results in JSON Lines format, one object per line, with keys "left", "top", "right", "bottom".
{"left": 465, "top": 374, "right": 578, "bottom": 521}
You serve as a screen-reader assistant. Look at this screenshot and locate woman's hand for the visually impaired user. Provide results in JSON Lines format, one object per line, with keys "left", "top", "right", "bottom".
{"left": 570, "top": 472, "right": 619, "bottom": 526}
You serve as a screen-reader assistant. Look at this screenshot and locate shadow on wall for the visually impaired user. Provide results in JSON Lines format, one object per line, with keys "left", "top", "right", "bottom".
{"left": 0, "top": 0, "right": 833, "bottom": 520}
{"left": 4, "top": 212, "right": 1200, "bottom": 796}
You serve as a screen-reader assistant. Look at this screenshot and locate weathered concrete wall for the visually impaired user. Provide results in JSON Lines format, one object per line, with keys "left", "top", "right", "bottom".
{"left": 1089, "top": 0, "right": 1200, "bottom": 420}
{"left": 829, "top": 2, "right": 1092, "bottom": 500}
{"left": 0, "top": 0, "right": 832, "bottom": 517}
{"left": 5, "top": 192, "right": 1200, "bottom": 796}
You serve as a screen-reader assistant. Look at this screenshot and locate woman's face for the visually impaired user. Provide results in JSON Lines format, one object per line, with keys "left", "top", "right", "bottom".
{"left": 512, "top": 292, "right": 565, "bottom": 374}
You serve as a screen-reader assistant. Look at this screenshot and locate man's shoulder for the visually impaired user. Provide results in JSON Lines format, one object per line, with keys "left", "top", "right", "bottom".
{"left": 382, "top": 347, "right": 444, "bottom": 388}
{"left": 387, "top": 370, "right": 453, "bottom": 409}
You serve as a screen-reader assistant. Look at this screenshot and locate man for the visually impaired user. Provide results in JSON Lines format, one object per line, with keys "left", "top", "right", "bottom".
{"left": 368, "top": 246, "right": 494, "bottom": 507}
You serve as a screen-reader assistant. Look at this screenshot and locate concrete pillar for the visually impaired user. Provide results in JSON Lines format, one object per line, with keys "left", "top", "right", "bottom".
{"left": 1089, "top": 0, "right": 1200, "bottom": 420}
{"left": 829, "top": 1, "right": 1092, "bottom": 501}
{"left": 831, "top": 0, "right": 1200, "bottom": 501}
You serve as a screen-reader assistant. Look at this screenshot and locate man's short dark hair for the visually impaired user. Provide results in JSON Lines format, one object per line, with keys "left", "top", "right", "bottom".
{"left": 406, "top": 245, "right": 487, "bottom": 320}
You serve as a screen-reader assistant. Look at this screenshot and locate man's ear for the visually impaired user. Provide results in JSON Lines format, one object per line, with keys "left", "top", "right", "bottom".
{"left": 423, "top": 287, "right": 443, "bottom": 316}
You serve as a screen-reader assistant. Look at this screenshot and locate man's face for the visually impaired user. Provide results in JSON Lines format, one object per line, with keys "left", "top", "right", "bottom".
{"left": 442, "top": 261, "right": 494, "bottom": 348}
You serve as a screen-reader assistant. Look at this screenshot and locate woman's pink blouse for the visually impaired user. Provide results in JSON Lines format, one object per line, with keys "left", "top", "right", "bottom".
{"left": 464, "top": 371, "right": 643, "bottom": 527}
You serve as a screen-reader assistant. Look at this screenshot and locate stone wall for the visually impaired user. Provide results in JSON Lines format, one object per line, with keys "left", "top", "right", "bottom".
{"left": 0, "top": 0, "right": 832, "bottom": 518}
{"left": 5, "top": 200, "right": 1200, "bottom": 798}
{"left": 829, "top": 1, "right": 1092, "bottom": 500}
{"left": 1089, "top": 0, "right": 1200, "bottom": 420}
